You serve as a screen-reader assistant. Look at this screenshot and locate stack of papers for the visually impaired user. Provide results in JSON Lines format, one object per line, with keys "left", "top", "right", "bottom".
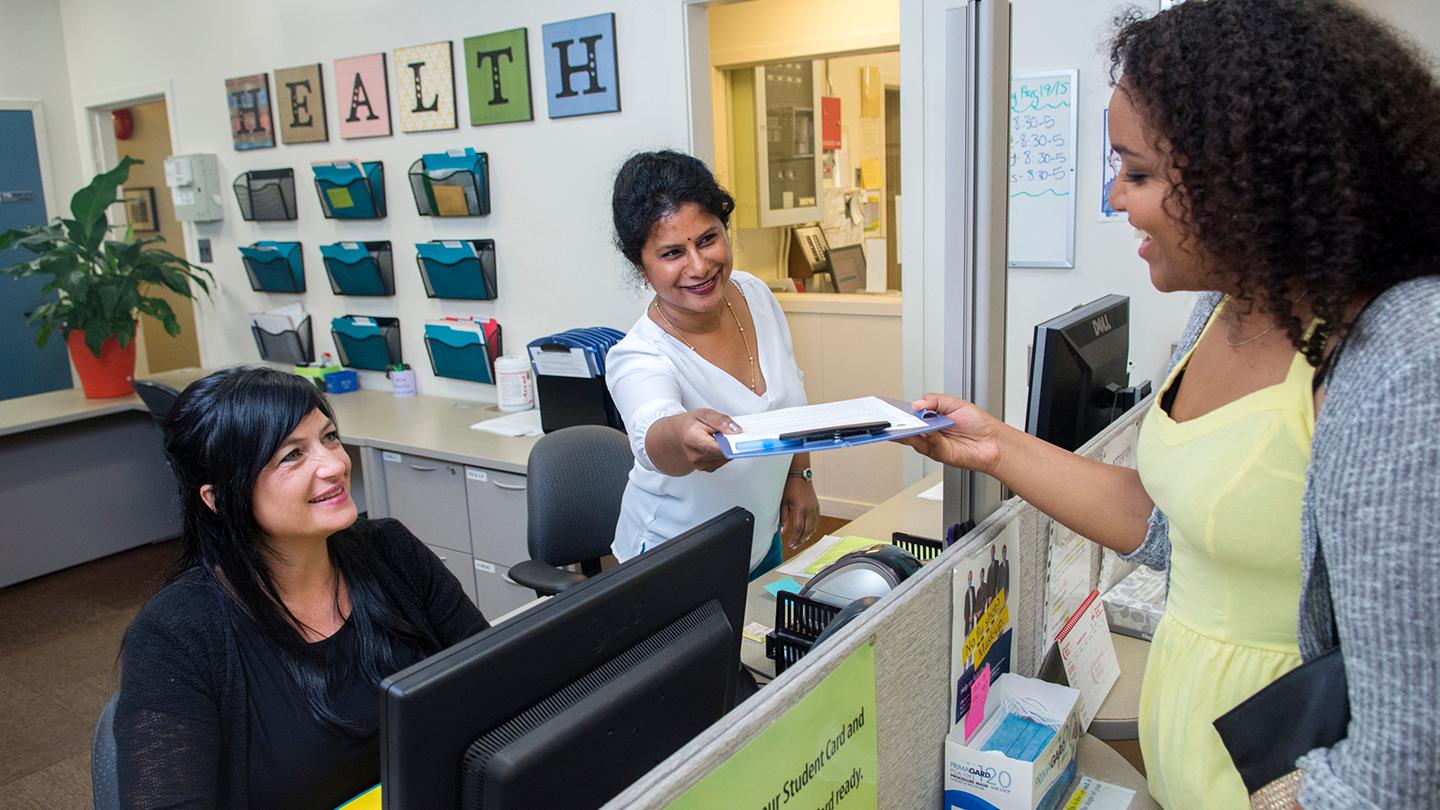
{"left": 470, "top": 409, "right": 543, "bottom": 437}
{"left": 717, "top": 396, "right": 949, "bottom": 459}
{"left": 775, "top": 534, "right": 890, "bottom": 578}
{"left": 250, "top": 302, "right": 306, "bottom": 334}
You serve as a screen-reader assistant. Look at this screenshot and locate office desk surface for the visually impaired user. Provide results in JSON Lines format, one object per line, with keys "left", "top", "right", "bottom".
{"left": 1077, "top": 735, "right": 1158, "bottom": 807}
{"left": 0, "top": 367, "right": 540, "bottom": 472}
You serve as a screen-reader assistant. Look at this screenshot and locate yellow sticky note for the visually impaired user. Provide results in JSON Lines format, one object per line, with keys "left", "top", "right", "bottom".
{"left": 326, "top": 186, "right": 355, "bottom": 209}
{"left": 804, "top": 535, "right": 887, "bottom": 576}
{"left": 431, "top": 184, "right": 470, "bottom": 216}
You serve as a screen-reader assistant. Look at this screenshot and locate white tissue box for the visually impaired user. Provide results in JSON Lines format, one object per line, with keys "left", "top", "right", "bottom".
{"left": 944, "top": 674, "right": 1082, "bottom": 810}
{"left": 1101, "top": 564, "right": 1167, "bottom": 641}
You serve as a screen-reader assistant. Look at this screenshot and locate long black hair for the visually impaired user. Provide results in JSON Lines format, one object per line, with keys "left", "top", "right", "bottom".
{"left": 611, "top": 150, "right": 736, "bottom": 271}
{"left": 1110, "top": 0, "right": 1440, "bottom": 364}
{"left": 162, "top": 366, "right": 440, "bottom": 733}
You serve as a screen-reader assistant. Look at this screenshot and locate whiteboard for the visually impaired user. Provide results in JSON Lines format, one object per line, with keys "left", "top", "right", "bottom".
{"left": 1007, "top": 70, "right": 1078, "bottom": 268}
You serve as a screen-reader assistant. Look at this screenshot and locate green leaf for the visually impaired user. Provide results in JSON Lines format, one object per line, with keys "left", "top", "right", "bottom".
{"left": 68, "top": 156, "right": 139, "bottom": 253}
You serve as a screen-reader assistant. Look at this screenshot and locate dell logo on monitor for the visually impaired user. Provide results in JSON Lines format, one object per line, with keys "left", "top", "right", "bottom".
{"left": 1091, "top": 315, "right": 1114, "bottom": 337}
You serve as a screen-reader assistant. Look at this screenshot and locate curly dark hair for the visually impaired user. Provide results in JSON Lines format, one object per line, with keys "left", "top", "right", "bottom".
{"left": 612, "top": 150, "right": 735, "bottom": 270}
{"left": 1110, "top": 0, "right": 1440, "bottom": 364}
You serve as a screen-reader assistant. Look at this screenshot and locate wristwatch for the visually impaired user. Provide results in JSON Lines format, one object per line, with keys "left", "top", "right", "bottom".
{"left": 787, "top": 467, "right": 813, "bottom": 482}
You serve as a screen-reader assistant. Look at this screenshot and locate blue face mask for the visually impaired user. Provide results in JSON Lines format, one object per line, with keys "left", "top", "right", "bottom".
{"left": 980, "top": 713, "right": 1057, "bottom": 762}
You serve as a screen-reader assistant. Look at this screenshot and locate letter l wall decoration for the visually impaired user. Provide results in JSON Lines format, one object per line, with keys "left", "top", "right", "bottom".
{"left": 542, "top": 13, "right": 621, "bottom": 119}
{"left": 394, "top": 41, "right": 458, "bottom": 132}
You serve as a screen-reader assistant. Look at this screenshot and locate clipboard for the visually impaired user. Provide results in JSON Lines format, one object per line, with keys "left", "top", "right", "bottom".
{"left": 714, "top": 397, "right": 952, "bottom": 459}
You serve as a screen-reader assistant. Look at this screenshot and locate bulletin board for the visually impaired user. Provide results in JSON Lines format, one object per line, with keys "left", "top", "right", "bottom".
{"left": 1007, "top": 70, "right": 1078, "bottom": 268}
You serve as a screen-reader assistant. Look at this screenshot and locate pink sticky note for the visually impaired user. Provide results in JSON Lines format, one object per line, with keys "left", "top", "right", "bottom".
{"left": 964, "top": 663, "right": 991, "bottom": 740}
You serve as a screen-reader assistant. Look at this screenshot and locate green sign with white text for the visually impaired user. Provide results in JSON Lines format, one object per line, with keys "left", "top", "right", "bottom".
{"left": 669, "top": 641, "right": 879, "bottom": 810}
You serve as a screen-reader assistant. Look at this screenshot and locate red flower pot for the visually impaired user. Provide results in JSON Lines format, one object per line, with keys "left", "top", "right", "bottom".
{"left": 66, "top": 329, "right": 138, "bottom": 398}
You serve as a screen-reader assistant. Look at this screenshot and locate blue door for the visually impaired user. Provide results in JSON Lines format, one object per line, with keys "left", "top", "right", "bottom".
{"left": 0, "top": 109, "right": 71, "bottom": 400}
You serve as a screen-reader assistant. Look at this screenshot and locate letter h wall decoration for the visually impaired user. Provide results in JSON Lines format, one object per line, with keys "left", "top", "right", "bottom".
{"left": 335, "top": 52, "right": 393, "bottom": 139}
{"left": 394, "top": 41, "right": 458, "bottom": 133}
{"left": 542, "top": 13, "right": 621, "bottom": 119}
{"left": 225, "top": 73, "right": 276, "bottom": 150}
{"left": 274, "top": 63, "right": 329, "bottom": 144}
{"left": 464, "top": 28, "right": 533, "bottom": 126}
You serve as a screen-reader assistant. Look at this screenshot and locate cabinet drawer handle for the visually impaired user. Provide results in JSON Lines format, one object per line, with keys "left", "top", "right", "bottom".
{"left": 408, "top": 464, "right": 438, "bottom": 472}
{"left": 492, "top": 480, "right": 527, "bottom": 492}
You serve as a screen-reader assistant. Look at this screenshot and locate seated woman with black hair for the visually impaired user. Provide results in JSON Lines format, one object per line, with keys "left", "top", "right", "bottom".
{"left": 116, "top": 367, "right": 488, "bottom": 808}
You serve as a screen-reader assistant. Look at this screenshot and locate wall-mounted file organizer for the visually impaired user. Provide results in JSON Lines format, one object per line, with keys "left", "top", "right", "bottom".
{"left": 251, "top": 314, "right": 315, "bottom": 365}
{"left": 424, "top": 318, "right": 502, "bottom": 384}
{"left": 320, "top": 241, "right": 395, "bottom": 296}
{"left": 312, "top": 161, "right": 386, "bottom": 219}
{"left": 415, "top": 239, "right": 497, "bottom": 300}
{"left": 527, "top": 328, "right": 627, "bottom": 433}
{"left": 331, "top": 315, "right": 402, "bottom": 372}
{"left": 408, "top": 149, "right": 490, "bottom": 217}
{"left": 233, "top": 169, "right": 298, "bottom": 221}
{"left": 239, "top": 241, "right": 305, "bottom": 293}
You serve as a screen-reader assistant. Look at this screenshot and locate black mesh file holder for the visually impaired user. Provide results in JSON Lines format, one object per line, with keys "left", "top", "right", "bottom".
{"left": 321, "top": 241, "right": 395, "bottom": 297}
{"left": 764, "top": 592, "right": 843, "bottom": 675}
{"left": 251, "top": 315, "right": 315, "bottom": 365}
{"left": 408, "top": 152, "right": 491, "bottom": 217}
{"left": 233, "top": 169, "right": 297, "bottom": 221}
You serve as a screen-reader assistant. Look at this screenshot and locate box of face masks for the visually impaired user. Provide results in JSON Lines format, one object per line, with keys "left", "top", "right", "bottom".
{"left": 943, "top": 674, "right": 1082, "bottom": 810}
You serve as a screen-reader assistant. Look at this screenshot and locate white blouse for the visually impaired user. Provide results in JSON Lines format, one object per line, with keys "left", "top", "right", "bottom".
{"left": 606, "top": 270, "right": 808, "bottom": 572}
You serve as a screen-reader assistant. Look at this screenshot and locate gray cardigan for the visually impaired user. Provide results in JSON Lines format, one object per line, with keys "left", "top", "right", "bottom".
{"left": 1121, "top": 277, "right": 1440, "bottom": 807}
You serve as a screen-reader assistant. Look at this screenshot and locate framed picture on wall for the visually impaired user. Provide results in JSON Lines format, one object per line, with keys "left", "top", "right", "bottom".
{"left": 123, "top": 187, "right": 159, "bottom": 232}
{"left": 225, "top": 73, "right": 276, "bottom": 150}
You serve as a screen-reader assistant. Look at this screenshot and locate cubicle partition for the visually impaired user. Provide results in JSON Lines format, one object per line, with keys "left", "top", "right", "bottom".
{"left": 606, "top": 398, "right": 1151, "bottom": 808}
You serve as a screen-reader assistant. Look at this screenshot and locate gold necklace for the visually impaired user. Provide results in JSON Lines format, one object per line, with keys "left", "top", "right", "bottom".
{"left": 1225, "top": 290, "right": 1309, "bottom": 348}
{"left": 652, "top": 282, "right": 758, "bottom": 391}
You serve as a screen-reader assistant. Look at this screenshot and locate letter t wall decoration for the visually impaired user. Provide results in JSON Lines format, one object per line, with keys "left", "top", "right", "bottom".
{"left": 464, "top": 28, "right": 533, "bottom": 126}
{"left": 394, "top": 41, "right": 458, "bottom": 132}
{"left": 542, "top": 13, "right": 621, "bottom": 119}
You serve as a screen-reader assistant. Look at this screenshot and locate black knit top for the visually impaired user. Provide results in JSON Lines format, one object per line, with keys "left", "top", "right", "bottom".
{"left": 115, "top": 519, "right": 488, "bottom": 808}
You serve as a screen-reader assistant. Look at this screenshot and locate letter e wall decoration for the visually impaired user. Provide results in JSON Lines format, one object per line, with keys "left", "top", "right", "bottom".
{"left": 275, "top": 63, "right": 329, "bottom": 144}
{"left": 542, "top": 13, "right": 621, "bottom": 119}
{"left": 225, "top": 73, "right": 275, "bottom": 150}
{"left": 464, "top": 28, "right": 533, "bottom": 126}
{"left": 394, "top": 41, "right": 458, "bottom": 132}
{"left": 335, "top": 52, "right": 392, "bottom": 139}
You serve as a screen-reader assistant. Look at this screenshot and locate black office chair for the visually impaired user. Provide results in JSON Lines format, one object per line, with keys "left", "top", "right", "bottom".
{"left": 509, "top": 425, "right": 633, "bottom": 597}
{"left": 131, "top": 380, "right": 180, "bottom": 430}
{"left": 92, "top": 691, "right": 119, "bottom": 810}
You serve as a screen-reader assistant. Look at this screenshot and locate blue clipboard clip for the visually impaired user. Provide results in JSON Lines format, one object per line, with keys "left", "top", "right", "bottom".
{"left": 714, "top": 400, "right": 953, "bottom": 459}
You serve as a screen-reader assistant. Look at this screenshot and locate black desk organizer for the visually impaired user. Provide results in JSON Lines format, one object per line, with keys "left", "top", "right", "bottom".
{"left": 239, "top": 242, "right": 305, "bottom": 293}
{"left": 331, "top": 316, "right": 402, "bottom": 372}
{"left": 408, "top": 149, "right": 490, "bottom": 217}
{"left": 234, "top": 169, "right": 298, "bottom": 221}
{"left": 764, "top": 534, "right": 941, "bottom": 675}
{"left": 312, "top": 161, "right": 386, "bottom": 219}
{"left": 320, "top": 241, "right": 395, "bottom": 296}
{"left": 415, "top": 239, "right": 497, "bottom": 300}
{"left": 530, "top": 350, "right": 625, "bottom": 434}
{"left": 251, "top": 315, "right": 315, "bottom": 365}
{"left": 765, "top": 592, "right": 843, "bottom": 676}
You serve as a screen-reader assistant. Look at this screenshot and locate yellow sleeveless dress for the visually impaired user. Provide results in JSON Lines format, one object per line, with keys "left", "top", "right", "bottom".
{"left": 1135, "top": 302, "right": 1313, "bottom": 808}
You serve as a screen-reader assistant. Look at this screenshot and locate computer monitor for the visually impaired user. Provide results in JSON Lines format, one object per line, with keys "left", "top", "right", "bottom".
{"left": 826, "top": 244, "right": 866, "bottom": 293}
{"left": 1024, "top": 294, "right": 1132, "bottom": 452}
{"left": 378, "top": 507, "right": 754, "bottom": 809}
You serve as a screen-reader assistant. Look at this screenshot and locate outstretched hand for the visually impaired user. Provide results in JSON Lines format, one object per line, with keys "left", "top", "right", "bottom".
{"left": 677, "top": 408, "right": 740, "bottom": 472}
{"left": 896, "top": 394, "right": 1005, "bottom": 475}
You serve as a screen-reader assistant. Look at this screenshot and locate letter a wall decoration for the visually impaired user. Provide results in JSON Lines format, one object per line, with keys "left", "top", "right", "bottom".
{"left": 394, "top": 41, "right": 458, "bottom": 132}
{"left": 275, "top": 63, "right": 329, "bottom": 144}
{"left": 464, "top": 28, "right": 533, "bottom": 126}
{"left": 335, "top": 53, "right": 392, "bottom": 139}
{"left": 542, "top": 13, "right": 621, "bottom": 119}
{"left": 225, "top": 73, "right": 275, "bottom": 150}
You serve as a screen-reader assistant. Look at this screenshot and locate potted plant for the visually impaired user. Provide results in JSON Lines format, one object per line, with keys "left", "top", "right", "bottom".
{"left": 0, "top": 156, "right": 212, "bottom": 398}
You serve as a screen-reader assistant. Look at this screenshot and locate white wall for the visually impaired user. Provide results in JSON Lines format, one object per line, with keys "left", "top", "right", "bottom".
{"left": 0, "top": 0, "right": 86, "bottom": 217}
{"left": 52, "top": 0, "right": 697, "bottom": 401}
{"left": 1002, "top": 0, "right": 1196, "bottom": 427}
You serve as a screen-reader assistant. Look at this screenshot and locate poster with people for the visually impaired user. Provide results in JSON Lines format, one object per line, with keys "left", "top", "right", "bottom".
{"left": 949, "top": 521, "right": 1018, "bottom": 733}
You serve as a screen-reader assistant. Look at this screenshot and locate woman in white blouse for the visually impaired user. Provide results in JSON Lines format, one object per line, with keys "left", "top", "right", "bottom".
{"left": 606, "top": 150, "right": 819, "bottom": 579}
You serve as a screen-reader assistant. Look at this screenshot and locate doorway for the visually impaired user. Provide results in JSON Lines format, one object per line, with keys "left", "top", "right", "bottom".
{"left": 85, "top": 93, "right": 201, "bottom": 374}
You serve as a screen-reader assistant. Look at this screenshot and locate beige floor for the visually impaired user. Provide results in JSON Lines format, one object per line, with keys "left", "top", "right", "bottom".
{"left": 0, "top": 540, "right": 176, "bottom": 809}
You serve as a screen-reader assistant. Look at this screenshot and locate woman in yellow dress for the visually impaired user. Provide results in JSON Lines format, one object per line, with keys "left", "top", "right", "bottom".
{"left": 904, "top": 0, "right": 1440, "bottom": 806}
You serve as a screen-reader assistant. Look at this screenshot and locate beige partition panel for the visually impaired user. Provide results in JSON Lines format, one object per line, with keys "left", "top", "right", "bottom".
{"left": 605, "top": 398, "right": 1152, "bottom": 808}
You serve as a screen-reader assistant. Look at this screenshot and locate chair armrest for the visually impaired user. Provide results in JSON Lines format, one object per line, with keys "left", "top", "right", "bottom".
{"left": 509, "top": 560, "right": 589, "bottom": 597}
